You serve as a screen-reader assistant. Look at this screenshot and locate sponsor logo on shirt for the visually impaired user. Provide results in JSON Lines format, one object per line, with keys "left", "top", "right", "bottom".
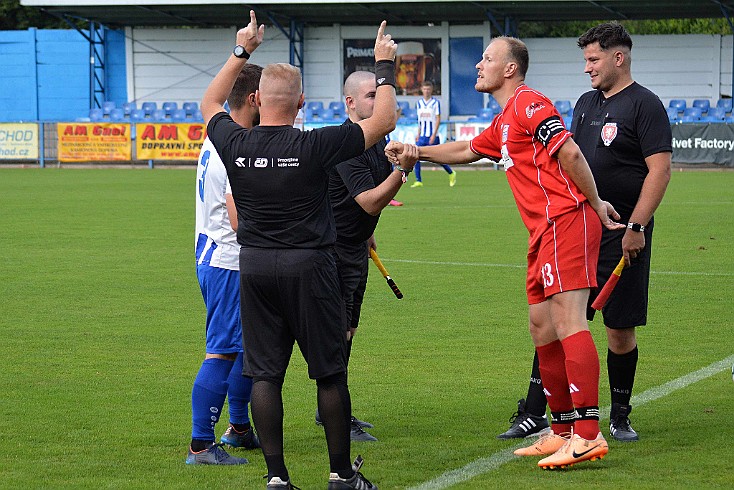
{"left": 254, "top": 157, "right": 269, "bottom": 167}
{"left": 525, "top": 102, "right": 545, "bottom": 118}
{"left": 277, "top": 157, "right": 300, "bottom": 167}
{"left": 601, "top": 122, "right": 618, "bottom": 146}
{"left": 235, "top": 157, "right": 247, "bottom": 167}
{"left": 502, "top": 124, "right": 509, "bottom": 143}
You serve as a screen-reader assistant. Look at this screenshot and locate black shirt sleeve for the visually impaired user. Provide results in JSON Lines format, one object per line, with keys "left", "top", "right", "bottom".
{"left": 313, "top": 123, "right": 366, "bottom": 173}
{"left": 206, "top": 112, "right": 248, "bottom": 172}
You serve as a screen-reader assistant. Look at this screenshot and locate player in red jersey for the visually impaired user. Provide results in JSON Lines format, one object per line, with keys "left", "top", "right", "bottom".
{"left": 386, "top": 36, "right": 625, "bottom": 469}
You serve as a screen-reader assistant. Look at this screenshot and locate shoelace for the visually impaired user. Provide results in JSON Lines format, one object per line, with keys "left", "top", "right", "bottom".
{"left": 351, "top": 421, "right": 369, "bottom": 435}
{"left": 353, "top": 471, "right": 374, "bottom": 489}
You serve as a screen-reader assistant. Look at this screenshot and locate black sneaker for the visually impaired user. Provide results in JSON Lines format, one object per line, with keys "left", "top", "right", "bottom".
{"left": 497, "top": 398, "right": 550, "bottom": 439}
{"left": 265, "top": 476, "right": 301, "bottom": 489}
{"left": 328, "top": 455, "right": 377, "bottom": 489}
{"left": 185, "top": 442, "right": 249, "bottom": 465}
{"left": 610, "top": 403, "right": 639, "bottom": 442}
{"left": 350, "top": 419, "right": 377, "bottom": 442}
{"left": 221, "top": 424, "right": 261, "bottom": 449}
{"left": 316, "top": 411, "right": 374, "bottom": 429}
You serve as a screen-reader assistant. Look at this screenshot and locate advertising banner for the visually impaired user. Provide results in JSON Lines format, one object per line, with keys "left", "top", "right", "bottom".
{"left": 343, "top": 38, "right": 441, "bottom": 96}
{"left": 671, "top": 124, "right": 734, "bottom": 166}
{"left": 0, "top": 123, "right": 39, "bottom": 160}
{"left": 57, "top": 123, "right": 131, "bottom": 162}
{"left": 135, "top": 123, "right": 206, "bottom": 161}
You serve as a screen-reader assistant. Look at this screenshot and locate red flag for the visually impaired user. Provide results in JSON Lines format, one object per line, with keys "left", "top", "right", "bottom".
{"left": 591, "top": 257, "right": 626, "bottom": 310}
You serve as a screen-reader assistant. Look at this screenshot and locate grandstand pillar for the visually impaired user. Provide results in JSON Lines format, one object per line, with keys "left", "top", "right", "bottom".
{"left": 89, "top": 21, "right": 106, "bottom": 109}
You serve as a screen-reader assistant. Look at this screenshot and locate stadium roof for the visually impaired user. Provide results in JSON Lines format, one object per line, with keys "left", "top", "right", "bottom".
{"left": 21, "top": 1, "right": 734, "bottom": 28}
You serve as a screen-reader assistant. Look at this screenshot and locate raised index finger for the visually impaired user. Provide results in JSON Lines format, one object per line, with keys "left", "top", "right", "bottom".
{"left": 376, "top": 20, "right": 386, "bottom": 39}
{"left": 249, "top": 9, "right": 257, "bottom": 26}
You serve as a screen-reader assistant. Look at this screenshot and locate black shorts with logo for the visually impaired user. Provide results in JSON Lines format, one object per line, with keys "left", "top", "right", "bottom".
{"left": 239, "top": 247, "right": 347, "bottom": 380}
{"left": 587, "top": 218, "right": 654, "bottom": 329}
{"left": 335, "top": 240, "right": 369, "bottom": 330}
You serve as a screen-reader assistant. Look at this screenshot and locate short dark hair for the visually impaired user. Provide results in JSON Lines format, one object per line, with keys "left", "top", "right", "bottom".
{"left": 495, "top": 36, "right": 529, "bottom": 78}
{"left": 578, "top": 22, "right": 633, "bottom": 50}
{"left": 227, "top": 64, "right": 263, "bottom": 110}
{"left": 421, "top": 80, "right": 434, "bottom": 89}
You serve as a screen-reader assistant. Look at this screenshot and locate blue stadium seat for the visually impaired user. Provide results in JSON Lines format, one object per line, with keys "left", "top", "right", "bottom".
{"left": 692, "top": 99, "right": 710, "bottom": 114}
{"left": 403, "top": 108, "right": 418, "bottom": 120}
{"left": 151, "top": 109, "right": 168, "bottom": 121}
{"left": 397, "top": 101, "right": 410, "bottom": 114}
{"left": 307, "top": 101, "right": 324, "bottom": 112}
{"left": 716, "top": 98, "right": 732, "bottom": 113}
{"left": 683, "top": 107, "right": 702, "bottom": 120}
{"left": 702, "top": 107, "right": 726, "bottom": 122}
{"left": 563, "top": 116, "right": 573, "bottom": 129}
{"left": 142, "top": 102, "right": 157, "bottom": 115}
{"left": 666, "top": 106, "right": 680, "bottom": 123}
{"left": 162, "top": 102, "right": 178, "bottom": 115}
{"left": 668, "top": 99, "right": 686, "bottom": 113}
{"left": 329, "top": 101, "right": 346, "bottom": 113}
{"left": 102, "top": 101, "right": 116, "bottom": 114}
{"left": 318, "top": 108, "right": 335, "bottom": 121}
{"left": 476, "top": 107, "right": 495, "bottom": 120}
{"left": 679, "top": 115, "right": 698, "bottom": 123}
{"left": 304, "top": 108, "right": 315, "bottom": 122}
{"left": 554, "top": 100, "right": 572, "bottom": 115}
{"left": 183, "top": 102, "right": 198, "bottom": 115}
{"left": 122, "top": 102, "right": 137, "bottom": 116}
{"left": 130, "top": 109, "right": 146, "bottom": 122}
{"left": 487, "top": 96, "right": 501, "bottom": 113}
{"left": 89, "top": 108, "right": 105, "bottom": 121}
{"left": 193, "top": 110, "right": 204, "bottom": 121}
{"left": 109, "top": 108, "right": 126, "bottom": 121}
{"left": 171, "top": 109, "right": 188, "bottom": 122}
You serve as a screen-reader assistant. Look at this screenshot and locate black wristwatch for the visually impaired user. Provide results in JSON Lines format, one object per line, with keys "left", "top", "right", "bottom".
{"left": 627, "top": 222, "right": 645, "bottom": 232}
{"left": 233, "top": 45, "right": 250, "bottom": 59}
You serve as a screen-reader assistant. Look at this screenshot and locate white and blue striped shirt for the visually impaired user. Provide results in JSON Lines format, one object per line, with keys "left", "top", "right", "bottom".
{"left": 416, "top": 97, "right": 440, "bottom": 138}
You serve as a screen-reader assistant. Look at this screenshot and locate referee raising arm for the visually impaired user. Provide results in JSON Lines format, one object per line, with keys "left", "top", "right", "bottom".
{"left": 201, "top": 10, "right": 401, "bottom": 490}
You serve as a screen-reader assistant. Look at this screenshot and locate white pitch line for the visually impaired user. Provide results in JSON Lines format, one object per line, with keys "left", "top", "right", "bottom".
{"left": 385, "top": 258, "right": 734, "bottom": 277}
{"left": 407, "top": 354, "right": 734, "bottom": 490}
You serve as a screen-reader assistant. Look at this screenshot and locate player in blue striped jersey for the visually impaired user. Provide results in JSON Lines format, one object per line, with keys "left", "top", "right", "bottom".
{"left": 411, "top": 81, "right": 456, "bottom": 187}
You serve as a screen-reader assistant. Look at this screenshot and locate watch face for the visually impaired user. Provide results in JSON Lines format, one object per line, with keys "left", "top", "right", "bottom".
{"left": 234, "top": 45, "right": 245, "bottom": 57}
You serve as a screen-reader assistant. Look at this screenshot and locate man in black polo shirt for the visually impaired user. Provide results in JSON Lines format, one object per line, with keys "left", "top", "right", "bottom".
{"left": 499, "top": 21, "right": 671, "bottom": 443}
{"left": 320, "top": 71, "right": 418, "bottom": 442}
{"left": 201, "top": 10, "right": 401, "bottom": 489}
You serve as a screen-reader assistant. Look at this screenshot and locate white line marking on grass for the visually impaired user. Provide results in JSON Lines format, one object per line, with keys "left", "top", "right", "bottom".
{"left": 407, "top": 354, "right": 734, "bottom": 490}
{"left": 386, "top": 258, "right": 734, "bottom": 277}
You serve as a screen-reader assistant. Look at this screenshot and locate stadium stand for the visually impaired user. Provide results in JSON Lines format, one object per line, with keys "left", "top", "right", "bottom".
{"left": 487, "top": 95, "right": 501, "bottom": 113}
{"left": 397, "top": 100, "right": 410, "bottom": 115}
{"left": 666, "top": 106, "right": 680, "bottom": 123}
{"left": 476, "top": 107, "right": 495, "bottom": 121}
{"left": 306, "top": 101, "right": 324, "bottom": 112}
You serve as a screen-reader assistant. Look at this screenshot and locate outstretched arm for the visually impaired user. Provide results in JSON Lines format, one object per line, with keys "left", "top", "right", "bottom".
{"left": 354, "top": 144, "right": 418, "bottom": 215}
{"left": 385, "top": 140, "right": 479, "bottom": 166}
{"left": 201, "top": 10, "right": 264, "bottom": 126}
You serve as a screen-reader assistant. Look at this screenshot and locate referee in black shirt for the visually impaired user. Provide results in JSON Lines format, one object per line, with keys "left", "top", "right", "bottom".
{"left": 322, "top": 71, "right": 418, "bottom": 441}
{"left": 201, "top": 10, "right": 401, "bottom": 490}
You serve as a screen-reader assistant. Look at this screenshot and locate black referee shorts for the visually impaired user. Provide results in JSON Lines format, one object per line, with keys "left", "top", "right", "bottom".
{"left": 587, "top": 218, "right": 654, "bottom": 329}
{"left": 334, "top": 240, "right": 369, "bottom": 330}
{"left": 239, "top": 247, "right": 348, "bottom": 380}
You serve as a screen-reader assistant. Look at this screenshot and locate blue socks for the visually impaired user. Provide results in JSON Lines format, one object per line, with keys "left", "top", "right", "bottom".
{"left": 226, "top": 352, "right": 253, "bottom": 425}
{"left": 191, "top": 357, "right": 232, "bottom": 441}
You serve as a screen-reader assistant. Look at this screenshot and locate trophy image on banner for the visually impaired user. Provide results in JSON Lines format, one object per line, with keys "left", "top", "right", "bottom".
{"left": 395, "top": 41, "right": 435, "bottom": 95}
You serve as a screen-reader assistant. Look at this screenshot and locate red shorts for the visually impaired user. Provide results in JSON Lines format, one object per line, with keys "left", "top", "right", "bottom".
{"left": 526, "top": 202, "right": 601, "bottom": 305}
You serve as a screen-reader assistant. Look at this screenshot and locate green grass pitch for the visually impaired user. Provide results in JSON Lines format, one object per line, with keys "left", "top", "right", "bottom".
{"left": 0, "top": 167, "right": 732, "bottom": 488}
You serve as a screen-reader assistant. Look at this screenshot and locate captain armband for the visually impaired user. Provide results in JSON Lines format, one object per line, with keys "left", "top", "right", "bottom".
{"left": 374, "top": 60, "right": 396, "bottom": 89}
{"left": 534, "top": 115, "right": 566, "bottom": 148}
